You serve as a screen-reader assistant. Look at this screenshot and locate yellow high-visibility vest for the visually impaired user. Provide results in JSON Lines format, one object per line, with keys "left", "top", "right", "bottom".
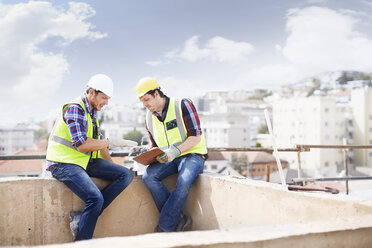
{"left": 146, "top": 98, "right": 207, "bottom": 156}
{"left": 46, "top": 97, "right": 101, "bottom": 170}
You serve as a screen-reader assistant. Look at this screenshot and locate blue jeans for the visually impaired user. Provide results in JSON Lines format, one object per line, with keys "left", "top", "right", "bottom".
{"left": 142, "top": 154, "right": 204, "bottom": 231}
{"left": 49, "top": 159, "right": 133, "bottom": 241}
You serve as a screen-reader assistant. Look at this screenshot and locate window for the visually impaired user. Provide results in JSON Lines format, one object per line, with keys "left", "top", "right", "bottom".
{"left": 325, "top": 108, "right": 329, "bottom": 113}
{"left": 325, "top": 122, "right": 328, "bottom": 127}
{"left": 211, "top": 165, "right": 217, "bottom": 170}
{"left": 325, "top": 162, "right": 329, "bottom": 167}
{"left": 348, "top": 132, "right": 353, "bottom": 139}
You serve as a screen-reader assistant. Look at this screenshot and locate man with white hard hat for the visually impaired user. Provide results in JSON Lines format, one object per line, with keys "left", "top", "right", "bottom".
{"left": 46, "top": 74, "right": 137, "bottom": 241}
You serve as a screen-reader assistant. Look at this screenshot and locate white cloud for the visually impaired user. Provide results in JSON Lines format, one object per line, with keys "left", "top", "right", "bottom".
{"left": 236, "top": 64, "right": 299, "bottom": 87}
{"left": 156, "top": 76, "right": 214, "bottom": 99}
{"left": 362, "top": 0, "right": 372, "bottom": 8}
{"left": 145, "top": 60, "right": 163, "bottom": 66}
{"left": 148, "top": 35, "right": 254, "bottom": 65}
{"left": 282, "top": 6, "right": 372, "bottom": 74}
{"left": 0, "top": 1, "right": 106, "bottom": 124}
{"left": 231, "top": 6, "right": 372, "bottom": 89}
{"left": 307, "top": 0, "right": 328, "bottom": 4}
{"left": 146, "top": 6, "right": 372, "bottom": 96}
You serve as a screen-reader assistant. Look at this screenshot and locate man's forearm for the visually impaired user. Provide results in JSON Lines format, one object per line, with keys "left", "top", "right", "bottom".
{"left": 77, "top": 137, "right": 109, "bottom": 152}
{"left": 177, "top": 136, "right": 201, "bottom": 153}
{"left": 100, "top": 147, "right": 113, "bottom": 162}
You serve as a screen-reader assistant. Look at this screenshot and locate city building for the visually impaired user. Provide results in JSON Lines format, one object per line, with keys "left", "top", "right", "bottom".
{"left": 0, "top": 150, "right": 43, "bottom": 177}
{"left": 0, "top": 126, "right": 35, "bottom": 155}
{"left": 350, "top": 86, "right": 372, "bottom": 167}
{"left": 100, "top": 103, "right": 147, "bottom": 140}
{"left": 197, "top": 91, "right": 270, "bottom": 148}
{"left": 273, "top": 96, "right": 352, "bottom": 177}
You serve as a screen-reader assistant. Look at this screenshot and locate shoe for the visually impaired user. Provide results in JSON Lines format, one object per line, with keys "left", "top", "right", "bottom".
{"left": 154, "top": 225, "right": 165, "bottom": 232}
{"left": 69, "top": 211, "right": 82, "bottom": 239}
{"left": 175, "top": 214, "right": 192, "bottom": 232}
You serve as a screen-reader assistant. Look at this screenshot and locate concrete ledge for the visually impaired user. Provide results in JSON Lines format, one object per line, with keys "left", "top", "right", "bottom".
{"left": 1, "top": 174, "right": 372, "bottom": 247}
{"left": 33, "top": 214, "right": 372, "bottom": 248}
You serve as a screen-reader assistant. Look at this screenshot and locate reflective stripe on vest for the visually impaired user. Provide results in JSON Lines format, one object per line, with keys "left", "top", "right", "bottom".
{"left": 46, "top": 97, "right": 100, "bottom": 169}
{"left": 146, "top": 98, "right": 207, "bottom": 156}
{"left": 50, "top": 135, "right": 91, "bottom": 156}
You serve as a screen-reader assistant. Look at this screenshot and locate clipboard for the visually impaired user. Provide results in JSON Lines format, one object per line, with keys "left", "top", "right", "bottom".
{"left": 133, "top": 147, "right": 164, "bottom": 165}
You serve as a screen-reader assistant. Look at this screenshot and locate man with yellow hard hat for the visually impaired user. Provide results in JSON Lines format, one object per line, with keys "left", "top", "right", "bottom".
{"left": 46, "top": 74, "right": 137, "bottom": 241}
{"left": 136, "top": 77, "right": 208, "bottom": 232}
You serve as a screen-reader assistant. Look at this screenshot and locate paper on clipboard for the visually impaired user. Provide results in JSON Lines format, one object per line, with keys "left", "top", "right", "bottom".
{"left": 133, "top": 147, "right": 164, "bottom": 165}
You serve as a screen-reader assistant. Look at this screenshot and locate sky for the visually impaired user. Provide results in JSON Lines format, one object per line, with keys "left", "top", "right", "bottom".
{"left": 1, "top": 0, "right": 372, "bottom": 125}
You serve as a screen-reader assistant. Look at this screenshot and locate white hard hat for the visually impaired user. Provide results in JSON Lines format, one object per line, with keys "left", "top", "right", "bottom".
{"left": 86, "top": 74, "right": 114, "bottom": 98}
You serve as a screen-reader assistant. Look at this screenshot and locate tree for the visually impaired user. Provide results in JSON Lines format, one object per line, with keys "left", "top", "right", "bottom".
{"left": 337, "top": 72, "right": 353, "bottom": 85}
{"left": 34, "top": 128, "right": 49, "bottom": 142}
{"left": 257, "top": 123, "right": 269, "bottom": 134}
{"left": 123, "top": 129, "right": 147, "bottom": 145}
{"left": 307, "top": 86, "right": 316, "bottom": 97}
{"left": 248, "top": 89, "right": 272, "bottom": 100}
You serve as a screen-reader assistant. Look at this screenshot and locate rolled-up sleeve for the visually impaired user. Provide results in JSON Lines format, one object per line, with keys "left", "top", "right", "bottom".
{"left": 63, "top": 105, "right": 88, "bottom": 147}
{"left": 181, "top": 99, "right": 202, "bottom": 137}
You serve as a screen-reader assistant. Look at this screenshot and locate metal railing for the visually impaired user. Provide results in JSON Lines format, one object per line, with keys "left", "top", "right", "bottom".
{"left": 0, "top": 147, "right": 308, "bottom": 161}
{"left": 294, "top": 144, "right": 372, "bottom": 194}
{"left": 1, "top": 145, "right": 372, "bottom": 195}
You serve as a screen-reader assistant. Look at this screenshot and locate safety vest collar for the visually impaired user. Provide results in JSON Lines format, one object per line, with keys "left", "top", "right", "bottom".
{"left": 146, "top": 98, "right": 186, "bottom": 142}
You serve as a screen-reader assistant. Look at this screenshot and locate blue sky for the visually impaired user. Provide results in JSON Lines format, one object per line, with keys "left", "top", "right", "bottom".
{"left": 1, "top": 0, "right": 372, "bottom": 124}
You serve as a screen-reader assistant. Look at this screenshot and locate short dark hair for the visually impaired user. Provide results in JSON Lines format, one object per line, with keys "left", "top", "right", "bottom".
{"left": 147, "top": 88, "right": 165, "bottom": 98}
{"left": 86, "top": 87, "right": 102, "bottom": 95}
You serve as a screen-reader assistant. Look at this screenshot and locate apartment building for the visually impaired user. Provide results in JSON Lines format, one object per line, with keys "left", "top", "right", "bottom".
{"left": 100, "top": 103, "right": 147, "bottom": 140}
{"left": 197, "top": 91, "right": 270, "bottom": 148}
{"left": 273, "top": 97, "right": 352, "bottom": 177}
{"left": 350, "top": 87, "right": 372, "bottom": 167}
{"left": 201, "top": 113, "right": 250, "bottom": 148}
{"left": 0, "top": 127, "right": 34, "bottom": 155}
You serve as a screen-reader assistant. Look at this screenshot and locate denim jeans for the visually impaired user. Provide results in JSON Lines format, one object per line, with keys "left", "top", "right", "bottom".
{"left": 49, "top": 158, "right": 133, "bottom": 241}
{"left": 142, "top": 154, "right": 204, "bottom": 231}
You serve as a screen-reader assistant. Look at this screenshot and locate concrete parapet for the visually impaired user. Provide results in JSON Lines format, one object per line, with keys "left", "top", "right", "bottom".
{"left": 1, "top": 173, "right": 372, "bottom": 247}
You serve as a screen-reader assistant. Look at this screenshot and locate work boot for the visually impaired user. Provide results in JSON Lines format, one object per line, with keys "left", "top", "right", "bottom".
{"left": 69, "top": 211, "right": 82, "bottom": 239}
{"left": 154, "top": 225, "right": 165, "bottom": 232}
{"left": 176, "top": 214, "right": 192, "bottom": 232}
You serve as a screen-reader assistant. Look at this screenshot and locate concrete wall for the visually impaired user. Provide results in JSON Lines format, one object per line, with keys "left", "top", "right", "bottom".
{"left": 31, "top": 215, "right": 372, "bottom": 248}
{"left": 1, "top": 174, "right": 372, "bottom": 246}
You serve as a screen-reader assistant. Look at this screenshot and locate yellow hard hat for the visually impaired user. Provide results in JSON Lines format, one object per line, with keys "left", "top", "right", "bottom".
{"left": 136, "top": 77, "right": 160, "bottom": 98}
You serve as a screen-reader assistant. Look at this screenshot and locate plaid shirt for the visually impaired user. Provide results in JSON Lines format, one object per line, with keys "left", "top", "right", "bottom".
{"left": 46, "top": 95, "right": 98, "bottom": 167}
{"left": 147, "top": 97, "right": 204, "bottom": 149}
{"left": 64, "top": 95, "right": 98, "bottom": 147}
